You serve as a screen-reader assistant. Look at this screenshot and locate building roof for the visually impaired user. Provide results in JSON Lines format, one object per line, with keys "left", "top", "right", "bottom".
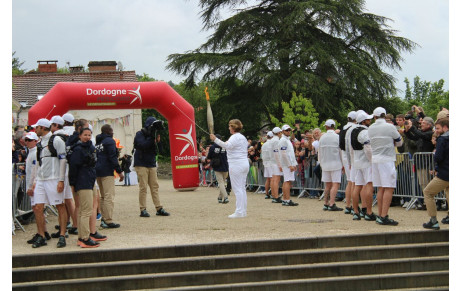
{"left": 12, "top": 71, "right": 137, "bottom": 107}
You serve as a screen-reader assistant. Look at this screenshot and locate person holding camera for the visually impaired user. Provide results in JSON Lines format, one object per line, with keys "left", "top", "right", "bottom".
{"left": 134, "top": 116, "right": 170, "bottom": 217}
{"left": 206, "top": 134, "right": 229, "bottom": 204}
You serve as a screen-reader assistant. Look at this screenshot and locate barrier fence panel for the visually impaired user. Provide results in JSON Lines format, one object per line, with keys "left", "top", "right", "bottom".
{"left": 12, "top": 163, "right": 28, "bottom": 233}
{"left": 256, "top": 160, "right": 266, "bottom": 192}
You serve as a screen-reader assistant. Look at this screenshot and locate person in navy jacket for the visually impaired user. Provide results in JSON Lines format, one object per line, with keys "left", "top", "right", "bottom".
{"left": 422, "top": 118, "right": 449, "bottom": 230}
{"left": 134, "top": 116, "right": 170, "bottom": 217}
{"left": 206, "top": 134, "right": 230, "bottom": 203}
{"left": 68, "top": 127, "right": 102, "bottom": 248}
{"left": 95, "top": 124, "right": 124, "bottom": 228}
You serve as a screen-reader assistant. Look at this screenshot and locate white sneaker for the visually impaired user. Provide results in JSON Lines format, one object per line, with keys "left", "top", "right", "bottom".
{"left": 228, "top": 213, "right": 246, "bottom": 218}
{"left": 402, "top": 202, "right": 409, "bottom": 208}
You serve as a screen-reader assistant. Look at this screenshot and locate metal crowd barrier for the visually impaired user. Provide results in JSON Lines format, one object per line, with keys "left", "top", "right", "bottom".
{"left": 198, "top": 152, "right": 446, "bottom": 211}
{"left": 12, "top": 163, "right": 33, "bottom": 233}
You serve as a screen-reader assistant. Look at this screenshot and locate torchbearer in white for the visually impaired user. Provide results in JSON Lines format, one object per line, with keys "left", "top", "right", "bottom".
{"left": 210, "top": 119, "right": 249, "bottom": 218}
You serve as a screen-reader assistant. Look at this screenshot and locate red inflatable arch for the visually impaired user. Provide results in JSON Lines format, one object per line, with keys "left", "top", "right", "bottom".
{"left": 28, "top": 82, "right": 199, "bottom": 190}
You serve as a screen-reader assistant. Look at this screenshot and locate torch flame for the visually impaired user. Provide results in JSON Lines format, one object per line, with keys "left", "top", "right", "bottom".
{"left": 205, "top": 87, "right": 210, "bottom": 101}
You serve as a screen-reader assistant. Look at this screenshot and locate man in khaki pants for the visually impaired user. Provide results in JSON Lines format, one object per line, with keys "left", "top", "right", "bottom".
{"left": 423, "top": 118, "right": 449, "bottom": 230}
{"left": 95, "top": 124, "right": 124, "bottom": 228}
{"left": 134, "top": 116, "right": 170, "bottom": 217}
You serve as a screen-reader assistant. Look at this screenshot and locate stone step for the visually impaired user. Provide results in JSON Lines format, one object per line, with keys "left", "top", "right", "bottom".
{"left": 13, "top": 242, "right": 448, "bottom": 283}
{"left": 13, "top": 268, "right": 449, "bottom": 291}
{"left": 12, "top": 229, "right": 448, "bottom": 268}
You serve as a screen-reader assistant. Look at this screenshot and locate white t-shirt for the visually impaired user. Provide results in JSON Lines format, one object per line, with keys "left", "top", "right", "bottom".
{"left": 345, "top": 123, "right": 358, "bottom": 167}
{"left": 351, "top": 125, "right": 371, "bottom": 170}
{"left": 25, "top": 146, "right": 37, "bottom": 191}
{"left": 279, "top": 135, "right": 297, "bottom": 167}
{"left": 36, "top": 132, "right": 67, "bottom": 181}
{"left": 318, "top": 130, "right": 343, "bottom": 171}
{"left": 214, "top": 132, "right": 248, "bottom": 163}
{"left": 368, "top": 118, "right": 402, "bottom": 163}
{"left": 261, "top": 138, "right": 273, "bottom": 166}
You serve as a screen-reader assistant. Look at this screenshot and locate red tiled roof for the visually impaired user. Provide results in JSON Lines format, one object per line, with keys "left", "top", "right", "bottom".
{"left": 12, "top": 71, "right": 137, "bottom": 107}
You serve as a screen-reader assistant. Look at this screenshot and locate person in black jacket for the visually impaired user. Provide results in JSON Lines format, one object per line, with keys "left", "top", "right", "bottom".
{"left": 68, "top": 127, "right": 102, "bottom": 248}
{"left": 119, "top": 154, "right": 132, "bottom": 186}
{"left": 422, "top": 119, "right": 449, "bottom": 229}
{"left": 95, "top": 124, "right": 124, "bottom": 228}
{"left": 206, "top": 134, "right": 229, "bottom": 203}
{"left": 134, "top": 116, "right": 170, "bottom": 217}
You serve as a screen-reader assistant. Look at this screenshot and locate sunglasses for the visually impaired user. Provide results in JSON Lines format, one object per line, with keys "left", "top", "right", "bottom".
{"left": 284, "top": 129, "right": 292, "bottom": 132}
{"left": 25, "top": 139, "right": 35, "bottom": 142}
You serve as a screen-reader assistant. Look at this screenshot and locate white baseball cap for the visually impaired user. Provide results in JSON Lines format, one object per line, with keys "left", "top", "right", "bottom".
{"left": 32, "top": 118, "right": 51, "bottom": 128}
{"left": 25, "top": 132, "right": 39, "bottom": 141}
{"left": 281, "top": 124, "right": 292, "bottom": 131}
{"left": 272, "top": 127, "right": 282, "bottom": 134}
{"left": 325, "top": 119, "right": 335, "bottom": 127}
{"left": 50, "top": 115, "right": 65, "bottom": 125}
{"left": 373, "top": 107, "right": 386, "bottom": 116}
{"left": 267, "top": 131, "right": 274, "bottom": 137}
{"left": 347, "top": 111, "right": 357, "bottom": 120}
{"left": 62, "top": 113, "right": 75, "bottom": 123}
{"left": 356, "top": 112, "right": 374, "bottom": 123}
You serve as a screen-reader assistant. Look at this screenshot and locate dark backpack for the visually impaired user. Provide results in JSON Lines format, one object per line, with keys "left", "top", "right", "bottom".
{"left": 350, "top": 127, "right": 366, "bottom": 151}
{"left": 339, "top": 126, "right": 350, "bottom": 151}
{"left": 37, "top": 133, "right": 68, "bottom": 166}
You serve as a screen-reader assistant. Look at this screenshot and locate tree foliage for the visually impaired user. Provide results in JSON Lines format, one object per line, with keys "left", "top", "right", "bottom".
{"left": 270, "top": 92, "right": 319, "bottom": 132}
{"left": 403, "top": 76, "right": 449, "bottom": 119}
{"left": 167, "top": 0, "right": 418, "bottom": 125}
{"left": 12, "top": 51, "right": 25, "bottom": 76}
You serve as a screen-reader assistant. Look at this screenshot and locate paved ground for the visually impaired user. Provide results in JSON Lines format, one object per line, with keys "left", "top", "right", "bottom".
{"left": 12, "top": 178, "right": 448, "bottom": 255}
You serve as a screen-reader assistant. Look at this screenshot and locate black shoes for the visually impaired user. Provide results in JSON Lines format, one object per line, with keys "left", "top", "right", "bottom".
{"left": 32, "top": 235, "right": 47, "bottom": 248}
{"left": 78, "top": 238, "right": 100, "bottom": 248}
{"left": 222, "top": 198, "right": 229, "bottom": 204}
{"left": 57, "top": 236, "right": 66, "bottom": 248}
{"left": 272, "top": 197, "right": 282, "bottom": 203}
{"left": 90, "top": 232, "right": 107, "bottom": 241}
{"left": 441, "top": 216, "right": 449, "bottom": 224}
{"left": 282, "top": 200, "right": 299, "bottom": 206}
{"left": 423, "top": 220, "right": 440, "bottom": 230}
{"left": 364, "top": 212, "right": 377, "bottom": 221}
{"left": 68, "top": 227, "right": 78, "bottom": 235}
{"left": 55, "top": 222, "right": 72, "bottom": 230}
{"left": 376, "top": 215, "right": 398, "bottom": 226}
{"left": 217, "top": 198, "right": 223, "bottom": 203}
{"left": 328, "top": 204, "right": 343, "bottom": 211}
{"left": 101, "top": 220, "right": 121, "bottom": 228}
{"left": 27, "top": 232, "right": 51, "bottom": 244}
{"left": 156, "top": 208, "right": 170, "bottom": 216}
{"left": 51, "top": 230, "right": 69, "bottom": 238}
{"left": 353, "top": 213, "right": 361, "bottom": 220}
{"left": 140, "top": 210, "right": 151, "bottom": 217}
{"left": 344, "top": 207, "right": 353, "bottom": 215}
{"left": 264, "top": 195, "right": 271, "bottom": 199}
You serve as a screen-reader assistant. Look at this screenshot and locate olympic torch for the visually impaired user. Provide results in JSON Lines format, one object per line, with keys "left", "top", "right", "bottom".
{"left": 205, "top": 87, "right": 214, "bottom": 135}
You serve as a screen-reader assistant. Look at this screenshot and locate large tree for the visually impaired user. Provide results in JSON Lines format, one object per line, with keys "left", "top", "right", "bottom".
{"left": 167, "top": 0, "right": 417, "bottom": 124}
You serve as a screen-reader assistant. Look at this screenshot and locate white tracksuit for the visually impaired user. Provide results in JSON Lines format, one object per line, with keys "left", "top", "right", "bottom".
{"left": 214, "top": 133, "right": 249, "bottom": 216}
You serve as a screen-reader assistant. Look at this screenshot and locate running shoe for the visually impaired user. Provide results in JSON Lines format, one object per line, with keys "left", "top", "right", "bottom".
{"left": 441, "top": 216, "right": 449, "bottom": 224}
{"left": 222, "top": 198, "right": 229, "bottom": 204}
{"left": 423, "top": 220, "right": 440, "bottom": 230}
{"left": 328, "top": 204, "right": 343, "bottom": 211}
{"left": 344, "top": 207, "right": 352, "bottom": 215}
{"left": 271, "top": 197, "right": 282, "bottom": 203}
{"left": 377, "top": 215, "right": 398, "bottom": 226}
{"left": 282, "top": 200, "right": 299, "bottom": 206}
{"left": 140, "top": 210, "right": 150, "bottom": 217}
{"left": 32, "top": 235, "right": 47, "bottom": 248}
{"left": 78, "top": 238, "right": 100, "bottom": 248}
{"left": 156, "top": 208, "right": 170, "bottom": 216}
{"left": 51, "top": 230, "right": 69, "bottom": 238}
{"left": 68, "top": 227, "right": 78, "bottom": 235}
{"left": 90, "top": 232, "right": 107, "bottom": 241}
{"left": 57, "top": 235, "right": 66, "bottom": 248}
{"left": 364, "top": 212, "right": 377, "bottom": 221}
{"left": 352, "top": 213, "right": 361, "bottom": 221}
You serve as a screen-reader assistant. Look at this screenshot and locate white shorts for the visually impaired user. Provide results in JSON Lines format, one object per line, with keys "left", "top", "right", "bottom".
{"left": 343, "top": 162, "right": 351, "bottom": 181}
{"left": 372, "top": 162, "right": 396, "bottom": 188}
{"left": 63, "top": 177, "right": 73, "bottom": 199}
{"left": 282, "top": 167, "right": 296, "bottom": 182}
{"left": 349, "top": 166, "right": 357, "bottom": 183}
{"left": 321, "top": 169, "right": 342, "bottom": 183}
{"left": 271, "top": 164, "right": 283, "bottom": 176}
{"left": 34, "top": 179, "right": 64, "bottom": 206}
{"left": 355, "top": 167, "right": 372, "bottom": 186}
{"left": 263, "top": 165, "right": 273, "bottom": 178}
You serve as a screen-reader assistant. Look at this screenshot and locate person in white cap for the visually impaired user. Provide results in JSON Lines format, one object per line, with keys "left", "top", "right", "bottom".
{"left": 27, "top": 118, "right": 68, "bottom": 248}
{"left": 270, "top": 127, "right": 284, "bottom": 203}
{"left": 50, "top": 115, "right": 78, "bottom": 237}
{"left": 368, "top": 107, "right": 402, "bottom": 226}
{"left": 210, "top": 119, "right": 249, "bottom": 218}
{"left": 319, "top": 119, "right": 343, "bottom": 211}
{"left": 278, "top": 124, "right": 299, "bottom": 206}
{"left": 62, "top": 113, "right": 75, "bottom": 136}
{"left": 260, "top": 131, "right": 274, "bottom": 199}
{"left": 339, "top": 111, "right": 357, "bottom": 214}
{"left": 350, "top": 111, "right": 376, "bottom": 221}
{"left": 24, "top": 132, "right": 52, "bottom": 245}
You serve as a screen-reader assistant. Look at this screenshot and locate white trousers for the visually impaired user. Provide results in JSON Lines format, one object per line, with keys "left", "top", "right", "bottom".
{"left": 229, "top": 160, "right": 250, "bottom": 215}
